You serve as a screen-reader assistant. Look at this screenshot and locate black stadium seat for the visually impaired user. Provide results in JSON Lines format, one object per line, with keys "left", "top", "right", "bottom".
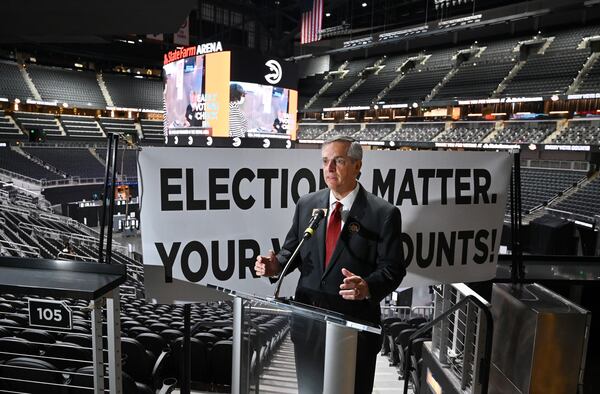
{"left": 62, "top": 333, "right": 93, "bottom": 348}
{"left": 136, "top": 332, "right": 167, "bottom": 359}
{"left": 209, "top": 340, "right": 233, "bottom": 387}
{"left": 0, "top": 356, "right": 65, "bottom": 393}
{"left": 160, "top": 328, "right": 184, "bottom": 344}
{"left": 44, "top": 342, "right": 92, "bottom": 370}
{"left": 194, "top": 332, "right": 219, "bottom": 347}
{"left": 0, "top": 337, "right": 39, "bottom": 360}
{"left": 19, "top": 328, "right": 56, "bottom": 345}
{"left": 121, "top": 337, "right": 157, "bottom": 385}
{"left": 69, "top": 365, "right": 149, "bottom": 394}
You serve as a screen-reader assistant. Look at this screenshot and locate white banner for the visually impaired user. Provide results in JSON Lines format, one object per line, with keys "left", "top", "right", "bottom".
{"left": 139, "top": 147, "right": 511, "bottom": 302}
{"left": 173, "top": 17, "right": 189, "bottom": 46}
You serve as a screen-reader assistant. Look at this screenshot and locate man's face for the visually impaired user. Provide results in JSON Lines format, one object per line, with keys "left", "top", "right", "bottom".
{"left": 322, "top": 141, "right": 361, "bottom": 197}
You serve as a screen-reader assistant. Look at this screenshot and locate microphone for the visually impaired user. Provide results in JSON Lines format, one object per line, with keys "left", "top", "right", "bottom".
{"left": 303, "top": 209, "right": 326, "bottom": 239}
{"left": 273, "top": 208, "right": 327, "bottom": 298}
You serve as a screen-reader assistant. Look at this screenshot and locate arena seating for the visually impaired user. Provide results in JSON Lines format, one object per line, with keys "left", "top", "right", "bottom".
{"left": 502, "top": 52, "right": 588, "bottom": 97}
{"left": 384, "top": 66, "right": 445, "bottom": 102}
{"left": 502, "top": 26, "right": 600, "bottom": 97}
{"left": 436, "top": 38, "right": 521, "bottom": 100}
{"left": 292, "top": 25, "right": 600, "bottom": 106}
{"left": 21, "top": 147, "right": 106, "bottom": 179}
{"left": 103, "top": 73, "right": 163, "bottom": 111}
{"left": 342, "top": 54, "right": 413, "bottom": 106}
{"left": 492, "top": 121, "right": 556, "bottom": 144}
{"left": 386, "top": 123, "right": 445, "bottom": 142}
{"left": 298, "top": 73, "right": 328, "bottom": 109}
{"left": 26, "top": 65, "right": 107, "bottom": 109}
{"left": 553, "top": 121, "right": 600, "bottom": 145}
{"left": 0, "top": 147, "right": 63, "bottom": 181}
{"left": 518, "top": 167, "right": 586, "bottom": 213}
{"left": 316, "top": 123, "right": 361, "bottom": 140}
{"left": 140, "top": 119, "right": 164, "bottom": 142}
{"left": 437, "top": 122, "right": 494, "bottom": 142}
{"left": 96, "top": 148, "right": 138, "bottom": 177}
{"left": 0, "top": 61, "right": 33, "bottom": 101}
{"left": 381, "top": 312, "right": 432, "bottom": 375}
{"left": 97, "top": 117, "right": 137, "bottom": 136}
{"left": 355, "top": 124, "right": 395, "bottom": 140}
{"left": 382, "top": 47, "right": 455, "bottom": 103}
{"left": 13, "top": 112, "right": 62, "bottom": 136}
{"left": 297, "top": 124, "right": 328, "bottom": 139}
{"left": 308, "top": 58, "right": 375, "bottom": 110}
{"left": 60, "top": 115, "right": 104, "bottom": 138}
{"left": 552, "top": 176, "right": 600, "bottom": 219}
{"left": 0, "top": 182, "right": 298, "bottom": 391}
{"left": 0, "top": 111, "right": 21, "bottom": 135}
{"left": 577, "top": 58, "right": 600, "bottom": 93}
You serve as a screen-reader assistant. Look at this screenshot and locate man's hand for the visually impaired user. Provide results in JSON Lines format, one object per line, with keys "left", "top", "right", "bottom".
{"left": 339, "top": 268, "right": 370, "bottom": 301}
{"left": 254, "top": 250, "right": 282, "bottom": 278}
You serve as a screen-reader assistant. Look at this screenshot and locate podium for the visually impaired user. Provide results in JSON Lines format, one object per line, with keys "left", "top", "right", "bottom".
{"left": 0, "top": 256, "right": 127, "bottom": 393}
{"left": 209, "top": 286, "right": 382, "bottom": 394}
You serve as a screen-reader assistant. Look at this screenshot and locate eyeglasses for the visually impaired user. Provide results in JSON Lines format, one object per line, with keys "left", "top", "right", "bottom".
{"left": 322, "top": 156, "right": 353, "bottom": 167}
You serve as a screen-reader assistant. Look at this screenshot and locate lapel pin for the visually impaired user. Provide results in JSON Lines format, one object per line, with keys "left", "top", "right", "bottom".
{"left": 348, "top": 222, "right": 360, "bottom": 234}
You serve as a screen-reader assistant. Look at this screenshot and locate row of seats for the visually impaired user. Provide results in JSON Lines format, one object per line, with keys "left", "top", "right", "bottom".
{"left": 381, "top": 313, "right": 432, "bottom": 390}
{"left": 553, "top": 176, "right": 600, "bottom": 218}
{"left": 300, "top": 25, "right": 600, "bottom": 109}
{"left": 0, "top": 146, "right": 64, "bottom": 181}
{"left": 516, "top": 167, "right": 587, "bottom": 213}
{"left": 22, "top": 147, "right": 106, "bottom": 179}
{"left": 0, "top": 189, "right": 295, "bottom": 392}
{"left": 297, "top": 121, "right": 599, "bottom": 144}
{"left": 0, "top": 61, "right": 163, "bottom": 111}
{"left": 1, "top": 112, "right": 163, "bottom": 140}
{"left": 2, "top": 24, "right": 600, "bottom": 113}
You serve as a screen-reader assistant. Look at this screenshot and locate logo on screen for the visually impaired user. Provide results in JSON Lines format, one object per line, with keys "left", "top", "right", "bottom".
{"left": 264, "top": 60, "right": 282, "bottom": 84}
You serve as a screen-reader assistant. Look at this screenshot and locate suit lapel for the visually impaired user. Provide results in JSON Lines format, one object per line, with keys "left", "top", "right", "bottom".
{"left": 314, "top": 191, "right": 329, "bottom": 278}
{"left": 322, "top": 185, "right": 368, "bottom": 279}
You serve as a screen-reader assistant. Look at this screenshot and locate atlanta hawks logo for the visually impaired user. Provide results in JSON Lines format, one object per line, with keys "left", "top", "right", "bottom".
{"left": 264, "top": 59, "right": 282, "bottom": 84}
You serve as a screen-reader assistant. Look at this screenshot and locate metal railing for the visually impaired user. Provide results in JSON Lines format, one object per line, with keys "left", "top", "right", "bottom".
{"left": 403, "top": 283, "right": 493, "bottom": 394}
{"left": 0, "top": 239, "right": 41, "bottom": 258}
{"left": 0, "top": 298, "right": 110, "bottom": 393}
{"left": 0, "top": 168, "right": 138, "bottom": 189}
{"left": 381, "top": 305, "right": 435, "bottom": 321}
{"left": 18, "top": 222, "right": 98, "bottom": 244}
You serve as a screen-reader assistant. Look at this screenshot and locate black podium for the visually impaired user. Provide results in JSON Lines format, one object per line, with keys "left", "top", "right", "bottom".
{"left": 0, "top": 256, "right": 127, "bottom": 393}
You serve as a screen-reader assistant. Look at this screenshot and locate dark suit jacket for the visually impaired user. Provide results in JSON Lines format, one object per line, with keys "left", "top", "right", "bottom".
{"left": 276, "top": 184, "right": 405, "bottom": 326}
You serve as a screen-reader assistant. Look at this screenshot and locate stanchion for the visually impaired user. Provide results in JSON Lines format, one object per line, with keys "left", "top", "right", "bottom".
{"left": 510, "top": 151, "right": 524, "bottom": 283}
{"left": 98, "top": 133, "right": 119, "bottom": 264}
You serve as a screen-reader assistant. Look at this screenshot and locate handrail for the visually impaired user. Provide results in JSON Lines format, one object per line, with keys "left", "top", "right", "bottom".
{"left": 0, "top": 168, "right": 43, "bottom": 186}
{"left": 0, "top": 239, "right": 40, "bottom": 257}
{"left": 18, "top": 222, "right": 98, "bottom": 244}
{"left": 402, "top": 295, "right": 493, "bottom": 394}
{"left": 57, "top": 251, "right": 97, "bottom": 262}
{"left": 0, "top": 204, "right": 30, "bottom": 216}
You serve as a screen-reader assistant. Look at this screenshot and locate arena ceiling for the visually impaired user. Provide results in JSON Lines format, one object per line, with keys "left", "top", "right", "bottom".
{"left": 0, "top": 0, "right": 595, "bottom": 67}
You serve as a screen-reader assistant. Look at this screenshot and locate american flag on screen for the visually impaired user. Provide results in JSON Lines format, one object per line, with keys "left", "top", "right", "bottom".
{"left": 301, "top": 0, "right": 324, "bottom": 44}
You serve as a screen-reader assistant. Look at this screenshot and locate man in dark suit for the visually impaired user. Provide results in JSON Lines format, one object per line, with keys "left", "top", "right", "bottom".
{"left": 255, "top": 136, "right": 405, "bottom": 393}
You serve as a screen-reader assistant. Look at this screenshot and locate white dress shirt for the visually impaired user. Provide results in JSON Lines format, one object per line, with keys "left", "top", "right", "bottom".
{"left": 328, "top": 182, "right": 360, "bottom": 228}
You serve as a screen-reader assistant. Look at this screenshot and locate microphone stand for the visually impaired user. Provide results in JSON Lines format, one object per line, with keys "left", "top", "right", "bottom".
{"left": 273, "top": 237, "right": 306, "bottom": 299}
{"left": 272, "top": 209, "right": 325, "bottom": 299}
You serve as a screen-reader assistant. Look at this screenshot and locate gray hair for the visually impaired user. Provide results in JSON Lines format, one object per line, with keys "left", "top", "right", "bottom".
{"left": 322, "top": 135, "right": 363, "bottom": 161}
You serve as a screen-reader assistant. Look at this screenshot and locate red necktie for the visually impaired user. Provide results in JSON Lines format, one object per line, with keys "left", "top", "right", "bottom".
{"left": 325, "top": 201, "right": 342, "bottom": 268}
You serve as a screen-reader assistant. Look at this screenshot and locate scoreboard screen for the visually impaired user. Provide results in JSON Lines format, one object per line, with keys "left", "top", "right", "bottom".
{"left": 163, "top": 42, "right": 298, "bottom": 141}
